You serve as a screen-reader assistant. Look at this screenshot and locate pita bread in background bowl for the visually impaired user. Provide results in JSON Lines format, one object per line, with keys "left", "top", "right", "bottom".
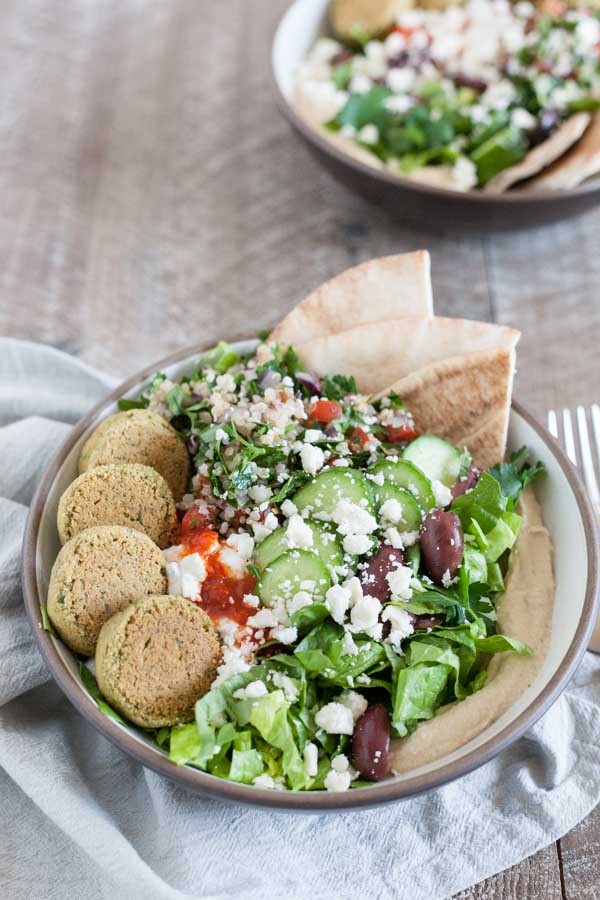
{"left": 522, "top": 113, "right": 600, "bottom": 192}
{"left": 483, "top": 113, "right": 591, "bottom": 194}
{"left": 270, "top": 250, "right": 433, "bottom": 346}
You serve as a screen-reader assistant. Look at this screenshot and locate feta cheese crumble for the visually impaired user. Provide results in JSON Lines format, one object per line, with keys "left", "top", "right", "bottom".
{"left": 332, "top": 500, "right": 377, "bottom": 536}
{"left": 300, "top": 444, "right": 325, "bottom": 476}
{"left": 315, "top": 702, "right": 354, "bottom": 735}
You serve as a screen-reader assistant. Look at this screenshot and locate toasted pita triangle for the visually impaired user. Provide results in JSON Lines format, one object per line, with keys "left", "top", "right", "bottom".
{"left": 270, "top": 252, "right": 433, "bottom": 347}
{"left": 374, "top": 348, "right": 516, "bottom": 468}
{"left": 483, "top": 112, "right": 591, "bottom": 194}
{"left": 523, "top": 112, "right": 600, "bottom": 191}
{"left": 294, "top": 316, "right": 519, "bottom": 395}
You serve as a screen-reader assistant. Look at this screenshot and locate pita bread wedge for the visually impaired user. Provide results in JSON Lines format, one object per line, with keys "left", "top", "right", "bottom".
{"left": 294, "top": 316, "right": 519, "bottom": 394}
{"left": 374, "top": 348, "right": 516, "bottom": 468}
{"left": 270, "top": 252, "right": 433, "bottom": 347}
{"left": 483, "top": 112, "right": 591, "bottom": 193}
{"left": 523, "top": 112, "right": 600, "bottom": 191}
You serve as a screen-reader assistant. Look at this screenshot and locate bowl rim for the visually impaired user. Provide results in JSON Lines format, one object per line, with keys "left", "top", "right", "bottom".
{"left": 270, "top": 0, "right": 600, "bottom": 208}
{"left": 21, "top": 339, "right": 600, "bottom": 811}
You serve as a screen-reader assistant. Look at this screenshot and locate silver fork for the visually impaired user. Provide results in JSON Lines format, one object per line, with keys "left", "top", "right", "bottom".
{"left": 547, "top": 405, "right": 600, "bottom": 652}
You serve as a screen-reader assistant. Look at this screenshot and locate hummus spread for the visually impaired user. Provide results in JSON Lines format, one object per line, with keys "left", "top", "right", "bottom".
{"left": 389, "top": 485, "right": 554, "bottom": 774}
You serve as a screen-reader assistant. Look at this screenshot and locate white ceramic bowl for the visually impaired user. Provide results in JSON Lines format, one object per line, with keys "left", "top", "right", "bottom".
{"left": 22, "top": 340, "right": 600, "bottom": 810}
{"left": 271, "top": 0, "right": 600, "bottom": 230}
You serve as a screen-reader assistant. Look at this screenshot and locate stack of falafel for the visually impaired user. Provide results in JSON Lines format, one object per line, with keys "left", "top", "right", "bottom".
{"left": 48, "top": 409, "right": 222, "bottom": 729}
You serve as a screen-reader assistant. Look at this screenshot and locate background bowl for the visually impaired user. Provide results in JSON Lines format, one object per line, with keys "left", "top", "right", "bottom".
{"left": 271, "top": 0, "right": 600, "bottom": 231}
{"left": 22, "top": 341, "right": 600, "bottom": 810}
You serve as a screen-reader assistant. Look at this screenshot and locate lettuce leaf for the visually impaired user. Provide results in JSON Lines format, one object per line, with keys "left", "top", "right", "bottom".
{"left": 451, "top": 471, "right": 506, "bottom": 534}
{"left": 391, "top": 664, "right": 450, "bottom": 737}
{"left": 489, "top": 447, "right": 545, "bottom": 504}
{"left": 249, "top": 690, "right": 306, "bottom": 790}
{"left": 79, "top": 663, "right": 126, "bottom": 725}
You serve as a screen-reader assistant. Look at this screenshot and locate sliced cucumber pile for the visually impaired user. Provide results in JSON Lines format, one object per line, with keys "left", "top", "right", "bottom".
{"left": 258, "top": 550, "right": 331, "bottom": 607}
{"left": 253, "top": 519, "right": 344, "bottom": 571}
{"left": 370, "top": 481, "right": 423, "bottom": 532}
{"left": 403, "top": 435, "right": 462, "bottom": 488}
{"left": 292, "top": 468, "right": 375, "bottom": 519}
{"left": 367, "top": 459, "right": 435, "bottom": 511}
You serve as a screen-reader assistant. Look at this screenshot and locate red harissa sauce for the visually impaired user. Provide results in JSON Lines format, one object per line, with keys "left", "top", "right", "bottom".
{"left": 179, "top": 527, "right": 257, "bottom": 629}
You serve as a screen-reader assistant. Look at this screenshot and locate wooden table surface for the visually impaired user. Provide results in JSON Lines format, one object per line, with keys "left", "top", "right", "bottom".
{"left": 1, "top": 0, "right": 598, "bottom": 895}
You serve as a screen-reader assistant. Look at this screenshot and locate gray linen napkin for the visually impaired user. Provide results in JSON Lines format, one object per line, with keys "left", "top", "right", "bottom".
{"left": 1, "top": 337, "right": 599, "bottom": 900}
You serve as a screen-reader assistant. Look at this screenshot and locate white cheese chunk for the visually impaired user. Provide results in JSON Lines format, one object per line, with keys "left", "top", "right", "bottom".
{"left": 179, "top": 552, "right": 206, "bottom": 580}
{"left": 300, "top": 444, "right": 325, "bottom": 476}
{"left": 431, "top": 479, "right": 452, "bottom": 508}
{"left": 324, "top": 769, "right": 352, "bottom": 792}
{"left": 270, "top": 625, "right": 298, "bottom": 645}
{"left": 226, "top": 532, "right": 255, "bottom": 560}
{"left": 325, "top": 584, "right": 352, "bottom": 624}
{"left": 286, "top": 514, "right": 314, "bottom": 549}
{"left": 332, "top": 500, "right": 377, "bottom": 536}
{"left": 303, "top": 741, "right": 319, "bottom": 778}
{"left": 315, "top": 702, "right": 354, "bottom": 735}
{"left": 386, "top": 565, "right": 415, "bottom": 601}
{"left": 342, "top": 533, "right": 372, "bottom": 555}
{"left": 337, "top": 690, "right": 368, "bottom": 722}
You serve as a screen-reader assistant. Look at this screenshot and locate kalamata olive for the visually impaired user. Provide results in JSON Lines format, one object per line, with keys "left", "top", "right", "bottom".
{"left": 529, "top": 108, "right": 559, "bottom": 147}
{"left": 419, "top": 509, "right": 464, "bottom": 585}
{"left": 359, "top": 544, "right": 405, "bottom": 601}
{"left": 331, "top": 48, "right": 354, "bottom": 66}
{"left": 451, "top": 465, "right": 483, "bottom": 500}
{"left": 255, "top": 641, "right": 292, "bottom": 658}
{"left": 351, "top": 704, "right": 391, "bottom": 781}
{"left": 410, "top": 614, "right": 444, "bottom": 631}
{"left": 452, "top": 72, "right": 488, "bottom": 92}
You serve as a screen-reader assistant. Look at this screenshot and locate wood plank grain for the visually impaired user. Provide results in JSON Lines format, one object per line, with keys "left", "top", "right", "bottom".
{"left": 483, "top": 212, "right": 600, "bottom": 417}
{"left": 559, "top": 803, "right": 600, "bottom": 899}
{"left": 0, "top": 0, "right": 490, "bottom": 376}
{"left": 453, "top": 844, "right": 563, "bottom": 900}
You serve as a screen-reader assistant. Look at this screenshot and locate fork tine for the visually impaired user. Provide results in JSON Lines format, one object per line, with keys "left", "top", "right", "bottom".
{"left": 591, "top": 405, "right": 600, "bottom": 467}
{"left": 576, "top": 406, "right": 600, "bottom": 507}
{"left": 562, "top": 408, "right": 578, "bottom": 465}
{"left": 547, "top": 409, "right": 558, "bottom": 439}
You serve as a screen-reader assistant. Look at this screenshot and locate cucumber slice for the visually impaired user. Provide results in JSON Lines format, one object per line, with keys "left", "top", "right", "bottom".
{"left": 367, "top": 460, "right": 435, "bottom": 511}
{"left": 403, "top": 435, "right": 462, "bottom": 488}
{"left": 253, "top": 519, "right": 344, "bottom": 571}
{"left": 371, "top": 482, "right": 423, "bottom": 532}
{"left": 292, "top": 468, "right": 374, "bottom": 520}
{"left": 258, "top": 550, "right": 331, "bottom": 607}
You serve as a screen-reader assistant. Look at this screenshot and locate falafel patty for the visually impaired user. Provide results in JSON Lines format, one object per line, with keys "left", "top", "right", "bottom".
{"left": 57, "top": 463, "right": 178, "bottom": 548}
{"left": 79, "top": 410, "right": 191, "bottom": 501}
{"left": 47, "top": 526, "right": 167, "bottom": 656}
{"left": 95, "top": 594, "right": 222, "bottom": 728}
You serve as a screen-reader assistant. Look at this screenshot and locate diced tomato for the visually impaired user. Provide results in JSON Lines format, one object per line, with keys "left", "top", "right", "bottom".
{"left": 349, "top": 427, "right": 371, "bottom": 452}
{"left": 307, "top": 399, "right": 343, "bottom": 424}
{"left": 393, "top": 24, "right": 431, "bottom": 45}
{"left": 386, "top": 424, "right": 418, "bottom": 443}
{"left": 180, "top": 506, "right": 213, "bottom": 534}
